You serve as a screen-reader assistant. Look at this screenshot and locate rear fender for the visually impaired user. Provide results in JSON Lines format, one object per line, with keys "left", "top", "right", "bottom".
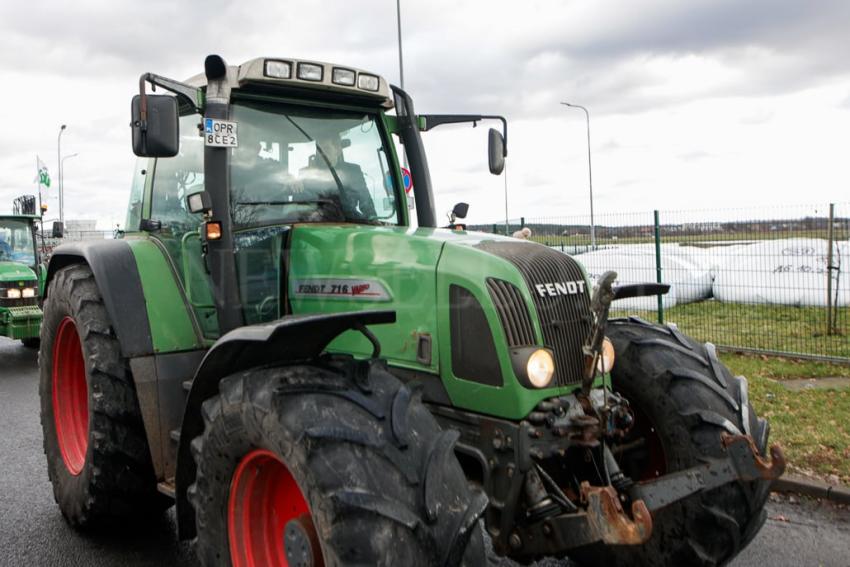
{"left": 46, "top": 241, "right": 154, "bottom": 357}
{"left": 175, "top": 309, "right": 396, "bottom": 539}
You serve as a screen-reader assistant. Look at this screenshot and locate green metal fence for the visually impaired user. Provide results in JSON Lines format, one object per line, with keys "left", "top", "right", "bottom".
{"left": 473, "top": 203, "right": 850, "bottom": 363}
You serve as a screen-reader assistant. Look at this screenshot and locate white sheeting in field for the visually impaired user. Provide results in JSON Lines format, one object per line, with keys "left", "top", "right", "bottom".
{"left": 711, "top": 238, "right": 848, "bottom": 307}
{"left": 577, "top": 246, "right": 679, "bottom": 310}
{"left": 557, "top": 237, "right": 848, "bottom": 308}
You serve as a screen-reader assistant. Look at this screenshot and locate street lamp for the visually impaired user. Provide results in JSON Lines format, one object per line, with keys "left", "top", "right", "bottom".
{"left": 57, "top": 124, "right": 67, "bottom": 224}
{"left": 560, "top": 102, "right": 595, "bottom": 250}
{"left": 61, "top": 153, "right": 79, "bottom": 222}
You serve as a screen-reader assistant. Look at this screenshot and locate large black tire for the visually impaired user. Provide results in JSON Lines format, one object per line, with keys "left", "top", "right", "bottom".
{"left": 573, "top": 318, "right": 771, "bottom": 567}
{"left": 189, "top": 356, "right": 488, "bottom": 567}
{"left": 40, "top": 264, "right": 168, "bottom": 527}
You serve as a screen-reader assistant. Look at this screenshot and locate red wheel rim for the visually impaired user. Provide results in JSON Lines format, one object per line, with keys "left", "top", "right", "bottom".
{"left": 228, "top": 449, "right": 321, "bottom": 567}
{"left": 52, "top": 317, "right": 89, "bottom": 476}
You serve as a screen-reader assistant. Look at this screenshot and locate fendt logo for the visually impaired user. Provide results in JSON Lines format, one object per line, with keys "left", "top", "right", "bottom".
{"left": 535, "top": 281, "right": 587, "bottom": 298}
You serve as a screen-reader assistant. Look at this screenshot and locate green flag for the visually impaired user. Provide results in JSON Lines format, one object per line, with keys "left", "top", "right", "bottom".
{"left": 37, "top": 156, "right": 51, "bottom": 188}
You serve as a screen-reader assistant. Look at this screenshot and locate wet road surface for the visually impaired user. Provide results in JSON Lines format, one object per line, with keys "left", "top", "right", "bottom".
{"left": 2, "top": 337, "right": 848, "bottom": 566}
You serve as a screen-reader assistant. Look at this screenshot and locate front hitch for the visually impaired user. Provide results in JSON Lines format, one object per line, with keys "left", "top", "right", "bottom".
{"left": 511, "top": 482, "right": 652, "bottom": 558}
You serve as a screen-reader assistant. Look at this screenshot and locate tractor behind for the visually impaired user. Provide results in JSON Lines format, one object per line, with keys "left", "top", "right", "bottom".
{"left": 0, "top": 203, "right": 44, "bottom": 347}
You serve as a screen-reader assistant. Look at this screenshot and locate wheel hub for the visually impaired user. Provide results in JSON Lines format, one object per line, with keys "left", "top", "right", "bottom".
{"left": 228, "top": 449, "right": 323, "bottom": 567}
{"left": 52, "top": 317, "right": 89, "bottom": 476}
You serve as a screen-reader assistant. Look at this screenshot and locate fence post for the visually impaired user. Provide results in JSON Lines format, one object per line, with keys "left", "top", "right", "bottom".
{"left": 826, "top": 203, "right": 835, "bottom": 335}
{"left": 492, "top": 223, "right": 497, "bottom": 235}
{"left": 654, "top": 210, "right": 664, "bottom": 324}
{"left": 520, "top": 217, "right": 525, "bottom": 229}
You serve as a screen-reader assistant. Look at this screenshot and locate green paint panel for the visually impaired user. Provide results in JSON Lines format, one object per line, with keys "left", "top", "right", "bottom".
{"left": 127, "top": 238, "right": 202, "bottom": 353}
{"left": 0, "top": 262, "right": 37, "bottom": 283}
{"left": 289, "top": 224, "right": 444, "bottom": 372}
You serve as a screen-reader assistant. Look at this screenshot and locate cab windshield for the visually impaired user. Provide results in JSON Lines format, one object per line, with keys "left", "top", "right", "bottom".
{"left": 0, "top": 219, "right": 36, "bottom": 266}
{"left": 230, "top": 101, "right": 400, "bottom": 228}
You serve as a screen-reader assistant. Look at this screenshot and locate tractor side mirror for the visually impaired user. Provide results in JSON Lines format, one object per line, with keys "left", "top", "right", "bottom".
{"left": 51, "top": 221, "right": 64, "bottom": 238}
{"left": 131, "top": 94, "right": 179, "bottom": 157}
{"left": 452, "top": 202, "right": 469, "bottom": 220}
{"left": 488, "top": 128, "right": 505, "bottom": 175}
{"left": 187, "top": 191, "right": 213, "bottom": 215}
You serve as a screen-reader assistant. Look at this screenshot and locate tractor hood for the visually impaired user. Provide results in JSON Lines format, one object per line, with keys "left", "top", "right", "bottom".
{"left": 0, "top": 261, "right": 37, "bottom": 283}
{"left": 287, "top": 224, "right": 593, "bottom": 419}
{"left": 287, "top": 224, "right": 526, "bottom": 370}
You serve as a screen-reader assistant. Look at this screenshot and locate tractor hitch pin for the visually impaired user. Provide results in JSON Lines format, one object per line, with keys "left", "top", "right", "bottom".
{"left": 581, "top": 271, "right": 617, "bottom": 397}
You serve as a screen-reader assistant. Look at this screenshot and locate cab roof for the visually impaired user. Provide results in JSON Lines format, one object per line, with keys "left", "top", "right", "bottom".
{"left": 185, "top": 57, "right": 394, "bottom": 109}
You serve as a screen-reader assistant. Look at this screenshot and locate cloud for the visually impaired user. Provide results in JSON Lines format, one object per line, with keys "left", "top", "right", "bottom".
{"left": 2, "top": 0, "right": 850, "bottom": 227}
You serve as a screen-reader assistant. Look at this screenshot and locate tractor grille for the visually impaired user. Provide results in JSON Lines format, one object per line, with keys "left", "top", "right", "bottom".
{"left": 0, "top": 297, "right": 38, "bottom": 308}
{"left": 486, "top": 278, "right": 536, "bottom": 347}
{"left": 477, "top": 242, "right": 592, "bottom": 386}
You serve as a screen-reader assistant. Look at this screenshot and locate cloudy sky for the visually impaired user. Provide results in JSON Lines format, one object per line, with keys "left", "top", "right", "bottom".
{"left": 1, "top": 0, "right": 849, "bottom": 229}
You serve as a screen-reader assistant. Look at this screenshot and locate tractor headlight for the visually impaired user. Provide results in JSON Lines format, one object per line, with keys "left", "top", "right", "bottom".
{"left": 597, "top": 338, "right": 616, "bottom": 374}
{"left": 332, "top": 67, "right": 356, "bottom": 86}
{"left": 526, "top": 349, "right": 556, "bottom": 388}
{"left": 264, "top": 60, "right": 292, "bottom": 79}
{"left": 5, "top": 288, "right": 22, "bottom": 299}
{"left": 357, "top": 73, "right": 380, "bottom": 92}
{"left": 21, "top": 287, "right": 36, "bottom": 298}
{"left": 297, "top": 62, "right": 324, "bottom": 82}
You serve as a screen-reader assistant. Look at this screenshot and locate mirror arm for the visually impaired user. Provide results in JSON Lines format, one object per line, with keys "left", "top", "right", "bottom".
{"left": 138, "top": 72, "right": 204, "bottom": 116}
{"left": 421, "top": 114, "right": 508, "bottom": 156}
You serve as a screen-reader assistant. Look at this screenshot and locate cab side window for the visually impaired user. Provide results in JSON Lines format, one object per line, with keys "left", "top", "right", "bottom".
{"left": 148, "top": 113, "right": 219, "bottom": 338}
{"left": 151, "top": 114, "right": 205, "bottom": 230}
{"left": 125, "top": 158, "right": 149, "bottom": 232}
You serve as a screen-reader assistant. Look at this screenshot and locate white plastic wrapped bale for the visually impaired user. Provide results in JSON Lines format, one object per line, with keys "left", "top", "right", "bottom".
{"left": 712, "top": 238, "right": 849, "bottom": 307}
{"left": 571, "top": 244, "right": 713, "bottom": 307}
{"left": 576, "top": 248, "right": 678, "bottom": 311}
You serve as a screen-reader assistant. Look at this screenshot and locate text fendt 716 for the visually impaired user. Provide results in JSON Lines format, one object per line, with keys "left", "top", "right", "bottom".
{"left": 40, "top": 55, "right": 784, "bottom": 567}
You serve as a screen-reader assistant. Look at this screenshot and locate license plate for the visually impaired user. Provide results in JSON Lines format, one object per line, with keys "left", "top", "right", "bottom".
{"left": 204, "top": 118, "right": 238, "bottom": 147}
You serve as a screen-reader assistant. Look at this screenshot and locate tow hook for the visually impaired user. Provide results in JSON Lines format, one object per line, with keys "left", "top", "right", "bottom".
{"left": 581, "top": 482, "right": 653, "bottom": 545}
{"left": 721, "top": 433, "right": 786, "bottom": 481}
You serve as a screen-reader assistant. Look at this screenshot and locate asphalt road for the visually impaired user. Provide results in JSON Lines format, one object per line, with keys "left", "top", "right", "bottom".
{"left": 2, "top": 337, "right": 849, "bottom": 567}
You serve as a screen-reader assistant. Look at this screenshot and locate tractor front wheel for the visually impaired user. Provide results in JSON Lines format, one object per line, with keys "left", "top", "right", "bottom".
{"left": 573, "top": 318, "right": 772, "bottom": 566}
{"left": 189, "top": 358, "right": 487, "bottom": 567}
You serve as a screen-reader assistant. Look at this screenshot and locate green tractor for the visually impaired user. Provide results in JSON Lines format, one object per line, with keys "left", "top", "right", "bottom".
{"left": 40, "top": 55, "right": 784, "bottom": 566}
{"left": 1, "top": 207, "right": 44, "bottom": 348}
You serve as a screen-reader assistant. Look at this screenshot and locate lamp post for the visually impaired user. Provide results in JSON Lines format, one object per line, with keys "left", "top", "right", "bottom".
{"left": 560, "top": 102, "right": 595, "bottom": 250}
{"left": 57, "top": 124, "right": 67, "bottom": 224}
{"left": 396, "top": 0, "right": 405, "bottom": 91}
{"left": 61, "top": 153, "right": 79, "bottom": 223}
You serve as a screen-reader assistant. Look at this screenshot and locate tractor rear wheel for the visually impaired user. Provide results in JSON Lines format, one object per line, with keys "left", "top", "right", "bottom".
{"left": 39, "top": 264, "right": 168, "bottom": 527}
{"left": 573, "top": 318, "right": 771, "bottom": 567}
{"left": 189, "top": 357, "right": 488, "bottom": 567}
